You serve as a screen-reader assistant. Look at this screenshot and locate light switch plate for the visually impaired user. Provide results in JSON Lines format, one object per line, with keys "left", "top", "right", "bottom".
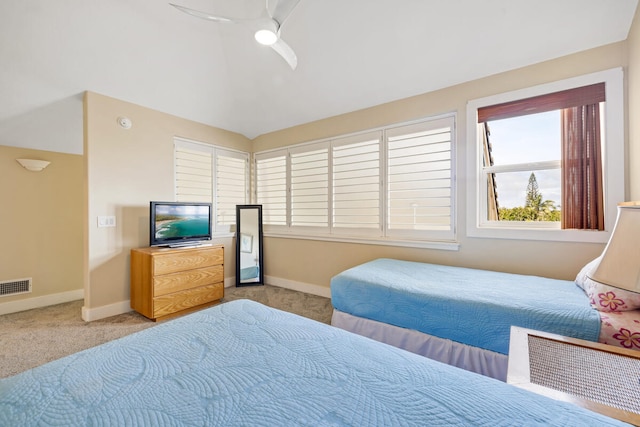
{"left": 97, "top": 216, "right": 116, "bottom": 228}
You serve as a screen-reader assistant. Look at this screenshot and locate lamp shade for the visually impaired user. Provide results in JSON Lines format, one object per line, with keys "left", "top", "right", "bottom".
{"left": 587, "top": 202, "right": 640, "bottom": 292}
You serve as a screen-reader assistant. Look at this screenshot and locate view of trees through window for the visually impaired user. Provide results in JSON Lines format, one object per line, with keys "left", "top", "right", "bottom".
{"left": 487, "top": 110, "right": 562, "bottom": 223}
{"left": 498, "top": 172, "right": 561, "bottom": 221}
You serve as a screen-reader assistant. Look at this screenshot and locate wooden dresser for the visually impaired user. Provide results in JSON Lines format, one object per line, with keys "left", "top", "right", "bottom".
{"left": 130, "top": 244, "right": 224, "bottom": 321}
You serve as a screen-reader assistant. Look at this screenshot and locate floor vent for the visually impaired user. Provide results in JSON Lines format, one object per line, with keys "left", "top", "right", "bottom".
{"left": 0, "top": 278, "right": 32, "bottom": 297}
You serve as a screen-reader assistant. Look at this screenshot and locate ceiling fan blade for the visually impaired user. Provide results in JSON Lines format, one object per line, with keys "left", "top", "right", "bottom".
{"left": 169, "top": 3, "right": 236, "bottom": 23}
{"left": 271, "top": 0, "right": 301, "bottom": 26}
{"left": 270, "top": 38, "right": 297, "bottom": 70}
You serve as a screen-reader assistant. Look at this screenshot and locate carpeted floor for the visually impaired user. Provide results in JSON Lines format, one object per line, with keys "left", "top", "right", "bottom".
{"left": 0, "top": 285, "right": 333, "bottom": 378}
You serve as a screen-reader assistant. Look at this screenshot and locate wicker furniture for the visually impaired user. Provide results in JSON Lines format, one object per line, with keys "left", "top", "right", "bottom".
{"left": 507, "top": 326, "right": 640, "bottom": 425}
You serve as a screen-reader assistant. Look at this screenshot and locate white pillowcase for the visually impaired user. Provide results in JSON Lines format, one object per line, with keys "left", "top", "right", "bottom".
{"left": 575, "top": 257, "right": 640, "bottom": 312}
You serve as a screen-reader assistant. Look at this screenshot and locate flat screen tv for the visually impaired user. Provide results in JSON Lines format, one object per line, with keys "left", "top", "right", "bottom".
{"left": 150, "top": 201, "right": 212, "bottom": 247}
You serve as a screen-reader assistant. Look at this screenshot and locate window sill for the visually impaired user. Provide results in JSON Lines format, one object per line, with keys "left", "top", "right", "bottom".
{"left": 212, "top": 232, "right": 235, "bottom": 239}
{"left": 263, "top": 232, "right": 460, "bottom": 251}
{"left": 467, "top": 226, "right": 610, "bottom": 243}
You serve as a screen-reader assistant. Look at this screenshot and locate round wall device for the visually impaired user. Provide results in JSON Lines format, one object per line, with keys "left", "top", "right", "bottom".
{"left": 117, "top": 116, "right": 132, "bottom": 129}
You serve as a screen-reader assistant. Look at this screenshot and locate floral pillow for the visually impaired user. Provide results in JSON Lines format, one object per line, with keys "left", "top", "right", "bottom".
{"left": 575, "top": 257, "right": 640, "bottom": 312}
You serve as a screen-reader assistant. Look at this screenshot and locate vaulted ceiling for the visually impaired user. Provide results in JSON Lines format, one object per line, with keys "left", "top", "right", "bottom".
{"left": 1, "top": 0, "right": 637, "bottom": 152}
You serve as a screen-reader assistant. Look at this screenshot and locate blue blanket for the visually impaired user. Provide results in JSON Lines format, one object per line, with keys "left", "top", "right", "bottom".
{"left": 331, "top": 258, "right": 601, "bottom": 354}
{"left": 0, "top": 300, "right": 622, "bottom": 426}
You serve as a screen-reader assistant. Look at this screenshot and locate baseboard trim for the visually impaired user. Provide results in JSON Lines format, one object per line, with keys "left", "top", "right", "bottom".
{"left": 0, "top": 289, "right": 84, "bottom": 316}
{"left": 225, "top": 276, "right": 330, "bottom": 299}
{"left": 265, "top": 275, "right": 331, "bottom": 299}
{"left": 82, "top": 299, "right": 132, "bottom": 322}
{"left": 54, "top": 276, "right": 330, "bottom": 322}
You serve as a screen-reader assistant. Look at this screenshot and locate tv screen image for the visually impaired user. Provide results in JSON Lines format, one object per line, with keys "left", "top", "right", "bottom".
{"left": 150, "top": 202, "right": 212, "bottom": 247}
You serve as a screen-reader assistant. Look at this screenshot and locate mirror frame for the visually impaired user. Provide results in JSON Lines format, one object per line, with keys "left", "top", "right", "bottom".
{"left": 235, "top": 204, "right": 264, "bottom": 287}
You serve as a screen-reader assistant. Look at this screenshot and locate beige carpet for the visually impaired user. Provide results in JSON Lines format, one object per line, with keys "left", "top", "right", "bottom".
{"left": 0, "top": 285, "right": 333, "bottom": 378}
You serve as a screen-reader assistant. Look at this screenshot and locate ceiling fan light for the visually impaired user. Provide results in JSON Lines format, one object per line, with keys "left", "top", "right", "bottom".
{"left": 255, "top": 29, "right": 278, "bottom": 45}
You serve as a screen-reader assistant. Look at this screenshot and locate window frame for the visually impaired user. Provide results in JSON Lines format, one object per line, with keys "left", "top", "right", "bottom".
{"left": 466, "top": 68, "right": 624, "bottom": 243}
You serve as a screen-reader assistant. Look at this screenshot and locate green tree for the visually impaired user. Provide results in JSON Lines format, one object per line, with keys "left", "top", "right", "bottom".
{"left": 525, "top": 173, "right": 542, "bottom": 211}
{"left": 498, "top": 172, "right": 561, "bottom": 221}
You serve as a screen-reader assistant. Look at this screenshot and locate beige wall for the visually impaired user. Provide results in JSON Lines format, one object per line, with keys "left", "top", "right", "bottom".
{"left": 254, "top": 41, "right": 630, "bottom": 288}
{"left": 0, "top": 145, "right": 83, "bottom": 309}
{"left": 84, "top": 92, "right": 251, "bottom": 316}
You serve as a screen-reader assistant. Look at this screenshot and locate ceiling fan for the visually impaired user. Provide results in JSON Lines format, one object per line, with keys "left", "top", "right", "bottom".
{"left": 170, "top": 0, "right": 301, "bottom": 70}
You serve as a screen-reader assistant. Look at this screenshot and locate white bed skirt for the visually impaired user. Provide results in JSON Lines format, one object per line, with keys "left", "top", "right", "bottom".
{"left": 331, "top": 309, "right": 508, "bottom": 381}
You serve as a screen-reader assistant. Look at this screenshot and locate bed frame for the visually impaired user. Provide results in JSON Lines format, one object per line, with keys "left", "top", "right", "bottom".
{"left": 332, "top": 309, "right": 509, "bottom": 380}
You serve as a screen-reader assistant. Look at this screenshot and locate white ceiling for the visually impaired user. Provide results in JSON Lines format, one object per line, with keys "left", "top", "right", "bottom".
{"left": 0, "top": 0, "right": 637, "bottom": 152}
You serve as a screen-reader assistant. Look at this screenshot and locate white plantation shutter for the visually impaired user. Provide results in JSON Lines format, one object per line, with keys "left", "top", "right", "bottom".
{"left": 256, "top": 150, "right": 287, "bottom": 227}
{"left": 254, "top": 114, "right": 456, "bottom": 243}
{"left": 290, "top": 142, "right": 329, "bottom": 230}
{"left": 216, "top": 149, "right": 248, "bottom": 228}
{"left": 332, "top": 132, "right": 381, "bottom": 234}
{"left": 174, "top": 139, "right": 249, "bottom": 233}
{"left": 386, "top": 116, "right": 455, "bottom": 240}
{"left": 175, "top": 143, "right": 213, "bottom": 203}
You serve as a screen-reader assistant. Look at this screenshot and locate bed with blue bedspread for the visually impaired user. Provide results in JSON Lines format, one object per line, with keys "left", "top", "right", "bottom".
{"left": 331, "top": 258, "right": 602, "bottom": 381}
{"left": 0, "top": 299, "right": 625, "bottom": 426}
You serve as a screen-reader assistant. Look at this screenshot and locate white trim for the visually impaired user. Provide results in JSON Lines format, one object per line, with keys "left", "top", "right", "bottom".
{"left": 224, "top": 276, "right": 236, "bottom": 288}
{"left": 265, "top": 275, "right": 332, "bottom": 298}
{"left": 173, "top": 136, "right": 249, "bottom": 156}
{"left": 225, "top": 274, "right": 332, "bottom": 298}
{"left": 0, "top": 289, "right": 84, "bottom": 316}
{"left": 264, "top": 232, "right": 460, "bottom": 251}
{"left": 466, "top": 67, "right": 624, "bottom": 243}
{"left": 81, "top": 299, "right": 132, "bottom": 322}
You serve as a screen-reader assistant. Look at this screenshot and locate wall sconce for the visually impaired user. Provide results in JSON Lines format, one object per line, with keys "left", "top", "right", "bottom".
{"left": 16, "top": 158, "right": 51, "bottom": 172}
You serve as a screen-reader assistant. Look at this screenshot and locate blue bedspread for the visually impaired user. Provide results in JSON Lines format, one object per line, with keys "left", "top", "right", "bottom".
{"left": 0, "top": 299, "right": 623, "bottom": 426}
{"left": 240, "top": 265, "right": 259, "bottom": 280}
{"left": 331, "top": 258, "right": 601, "bottom": 354}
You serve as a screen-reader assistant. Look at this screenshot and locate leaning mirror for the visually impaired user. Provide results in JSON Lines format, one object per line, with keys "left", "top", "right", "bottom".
{"left": 235, "top": 205, "right": 264, "bottom": 286}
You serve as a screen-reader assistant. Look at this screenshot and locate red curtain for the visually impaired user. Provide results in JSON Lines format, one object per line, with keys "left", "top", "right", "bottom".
{"left": 561, "top": 104, "right": 604, "bottom": 230}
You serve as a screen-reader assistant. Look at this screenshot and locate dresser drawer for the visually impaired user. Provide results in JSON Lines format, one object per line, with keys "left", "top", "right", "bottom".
{"left": 153, "top": 282, "right": 224, "bottom": 319}
{"left": 131, "top": 244, "right": 224, "bottom": 321}
{"left": 153, "top": 265, "right": 223, "bottom": 297}
{"left": 152, "top": 246, "right": 223, "bottom": 275}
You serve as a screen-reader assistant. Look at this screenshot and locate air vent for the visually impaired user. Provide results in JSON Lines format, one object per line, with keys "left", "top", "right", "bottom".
{"left": 0, "top": 278, "right": 32, "bottom": 297}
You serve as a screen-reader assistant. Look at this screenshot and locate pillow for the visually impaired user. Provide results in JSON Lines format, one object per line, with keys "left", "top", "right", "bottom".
{"left": 575, "top": 257, "right": 600, "bottom": 290}
{"left": 576, "top": 257, "right": 640, "bottom": 312}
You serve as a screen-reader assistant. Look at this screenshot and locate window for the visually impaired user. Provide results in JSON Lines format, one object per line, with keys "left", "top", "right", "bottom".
{"left": 290, "top": 142, "right": 329, "bottom": 229}
{"left": 255, "top": 150, "right": 287, "bottom": 227}
{"left": 386, "top": 118, "right": 454, "bottom": 241}
{"left": 483, "top": 111, "right": 562, "bottom": 224}
{"left": 333, "top": 132, "right": 381, "bottom": 234}
{"left": 466, "top": 68, "right": 624, "bottom": 243}
{"left": 255, "top": 115, "right": 456, "bottom": 246}
{"left": 175, "top": 138, "right": 249, "bottom": 234}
